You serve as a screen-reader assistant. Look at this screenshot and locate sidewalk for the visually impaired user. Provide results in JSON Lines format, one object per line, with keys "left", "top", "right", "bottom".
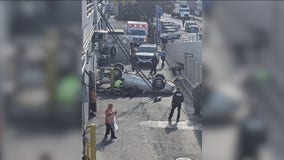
{"left": 159, "top": 61, "right": 201, "bottom": 123}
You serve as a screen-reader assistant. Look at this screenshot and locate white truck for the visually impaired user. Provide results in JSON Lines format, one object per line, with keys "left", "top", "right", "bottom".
{"left": 171, "top": 2, "right": 190, "bottom": 19}
{"left": 127, "top": 21, "right": 148, "bottom": 44}
{"left": 194, "top": 0, "right": 202, "bottom": 17}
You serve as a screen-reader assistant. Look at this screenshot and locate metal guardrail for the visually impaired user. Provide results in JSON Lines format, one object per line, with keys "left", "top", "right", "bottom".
{"left": 167, "top": 37, "right": 201, "bottom": 44}
{"left": 166, "top": 51, "right": 202, "bottom": 95}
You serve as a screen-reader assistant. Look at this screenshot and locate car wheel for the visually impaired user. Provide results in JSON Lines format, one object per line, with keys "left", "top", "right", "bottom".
{"left": 114, "top": 63, "right": 124, "bottom": 71}
{"left": 155, "top": 74, "right": 165, "bottom": 80}
{"left": 152, "top": 78, "right": 166, "bottom": 91}
{"left": 114, "top": 67, "right": 122, "bottom": 80}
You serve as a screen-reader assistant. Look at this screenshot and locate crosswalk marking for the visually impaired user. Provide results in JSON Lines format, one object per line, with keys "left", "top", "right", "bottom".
{"left": 139, "top": 120, "right": 202, "bottom": 131}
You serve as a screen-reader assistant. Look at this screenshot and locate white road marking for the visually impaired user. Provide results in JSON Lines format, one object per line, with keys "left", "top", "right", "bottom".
{"left": 139, "top": 120, "right": 202, "bottom": 131}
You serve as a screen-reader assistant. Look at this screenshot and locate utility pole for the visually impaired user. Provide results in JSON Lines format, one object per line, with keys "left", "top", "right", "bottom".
{"left": 155, "top": 5, "right": 163, "bottom": 45}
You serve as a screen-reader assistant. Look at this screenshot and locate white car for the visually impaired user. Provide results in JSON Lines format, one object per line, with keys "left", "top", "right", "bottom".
{"left": 134, "top": 44, "right": 160, "bottom": 66}
{"left": 161, "top": 31, "right": 181, "bottom": 39}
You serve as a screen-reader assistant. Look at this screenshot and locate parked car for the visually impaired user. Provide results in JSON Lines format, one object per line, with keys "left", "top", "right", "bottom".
{"left": 185, "top": 24, "right": 200, "bottom": 33}
{"left": 160, "top": 31, "right": 181, "bottom": 40}
{"left": 161, "top": 21, "right": 180, "bottom": 31}
{"left": 134, "top": 44, "right": 160, "bottom": 66}
{"left": 185, "top": 21, "right": 198, "bottom": 26}
{"left": 161, "top": 21, "right": 181, "bottom": 28}
{"left": 134, "top": 52, "right": 157, "bottom": 66}
{"left": 161, "top": 25, "right": 178, "bottom": 32}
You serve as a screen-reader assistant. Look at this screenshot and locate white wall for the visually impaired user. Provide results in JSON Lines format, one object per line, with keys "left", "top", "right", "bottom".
{"left": 166, "top": 41, "right": 202, "bottom": 64}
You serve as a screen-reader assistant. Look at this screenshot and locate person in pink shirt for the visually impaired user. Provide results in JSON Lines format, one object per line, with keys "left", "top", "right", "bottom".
{"left": 104, "top": 103, "right": 117, "bottom": 139}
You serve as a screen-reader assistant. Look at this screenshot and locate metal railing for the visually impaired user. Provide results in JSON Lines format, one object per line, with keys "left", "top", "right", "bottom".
{"left": 167, "top": 52, "right": 202, "bottom": 93}
{"left": 167, "top": 37, "right": 201, "bottom": 44}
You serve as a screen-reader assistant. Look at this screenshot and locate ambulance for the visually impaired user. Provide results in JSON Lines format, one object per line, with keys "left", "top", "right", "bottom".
{"left": 127, "top": 21, "right": 148, "bottom": 43}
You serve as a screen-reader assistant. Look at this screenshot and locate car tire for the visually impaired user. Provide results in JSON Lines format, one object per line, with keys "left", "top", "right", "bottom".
{"left": 152, "top": 78, "right": 166, "bottom": 91}
{"left": 114, "top": 63, "right": 124, "bottom": 71}
{"left": 155, "top": 74, "right": 165, "bottom": 80}
{"left": 114, "top": 67, "right": 123, "bottom": 80}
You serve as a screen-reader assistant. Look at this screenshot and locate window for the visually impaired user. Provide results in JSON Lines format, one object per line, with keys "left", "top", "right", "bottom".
{"left": 137, "top": 47, "right": 156, "bottom": 53}
{"left": 129, "top": 30, "right": 146, "bottom": 36}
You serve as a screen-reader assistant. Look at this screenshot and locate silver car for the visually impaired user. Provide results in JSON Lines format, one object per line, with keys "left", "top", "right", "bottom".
{"left": 135, "top": 44, "right": 160, "bottom": 66}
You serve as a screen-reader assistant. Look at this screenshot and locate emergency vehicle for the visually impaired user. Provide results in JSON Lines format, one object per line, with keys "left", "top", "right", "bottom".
{"left": 127, "top": 21, "right": 148, "bottom": 43}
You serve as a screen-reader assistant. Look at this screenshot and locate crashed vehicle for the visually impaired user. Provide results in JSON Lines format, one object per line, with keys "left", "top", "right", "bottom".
{"left": 97, "top": 64, "right": 176, "bottom": 94}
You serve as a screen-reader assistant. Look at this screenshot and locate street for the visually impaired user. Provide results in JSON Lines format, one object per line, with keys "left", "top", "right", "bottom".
{"left": 92, "top": 15, "right": 202, "bottom": 160}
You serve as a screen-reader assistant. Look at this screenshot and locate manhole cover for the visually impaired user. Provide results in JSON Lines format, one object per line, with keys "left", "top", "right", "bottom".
{"left": 176, "top": 158, "right": 192, "bottom": 160}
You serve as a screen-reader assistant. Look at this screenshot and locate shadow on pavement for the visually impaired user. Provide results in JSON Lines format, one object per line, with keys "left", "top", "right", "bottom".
{"left": 164, "top": 122, "right": 178, "bottom": 134}
{"left": 96, "top": 137, "right": 114, "bottom": 151}
{"left": 186, "top": 114, "right": 202, "bottom": 147}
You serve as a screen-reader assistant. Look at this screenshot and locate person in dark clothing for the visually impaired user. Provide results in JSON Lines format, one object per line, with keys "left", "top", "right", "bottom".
{"left": 182, "top": 18, "right": 185, "bottom": 27}
{"left": 110, "top": 45, "right": 116, "bottom": 56}
{"left": 168, "top": 87, "right": 184, "bottom": 122}
{"left": 192, "top": 83, "right": 202, "bottom": 115}
{"left": 150, "top": 56, "right": 158, "bottom": 75}
{"left": 89, "top": 88, "right": 97, "bottom": 118}
{"left": 130, "top": 52, "right": 136, "bottom": 72}
{"left": 161, "top": 37, "right": 168, "bottom": 50}
{"left": 100, "top": 44, "right": 108, "bottom": 55}
{"left": 159, "top": 48, "right": 167, "bottom": 69}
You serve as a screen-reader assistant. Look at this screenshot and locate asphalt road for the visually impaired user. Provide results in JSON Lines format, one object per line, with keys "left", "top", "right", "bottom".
{"left": 161, "top": 13, "right": 202, "bottom": 41}
{"left": 93, "top": 16, "right": 202, "bottom": 160}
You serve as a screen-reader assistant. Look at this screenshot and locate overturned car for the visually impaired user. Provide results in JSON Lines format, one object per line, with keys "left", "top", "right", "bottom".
{"left": 97, "top": 64, "right": 176, "bottom": 94}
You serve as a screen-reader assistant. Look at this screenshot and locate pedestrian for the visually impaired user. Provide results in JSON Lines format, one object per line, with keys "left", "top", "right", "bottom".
{"left": 192, "top": 83, "right": 202, "bottom": 115}
{"left": 104, "top": 103, "right": 118, "bottom": 139}
{"left": 130, "top": 51, "right": 136, "bottom": 72}
{"left": 161, "top": 37, "right": 168, "bottom": 50}
{"left": 89, "top": 88, "right": 97, "bottom": 118}
{"left": 149, "top": 56, "right": 158, "bottom": 75}
{"left": 113, "top": 78, "right": 124, "bottom": 95}
{"left": 168, "top": 87, "right": 184, "bottom": 123}
{"left": 110, "top": 45, "right": 116, "bottom": 56}
{"left": 159, "top": 48, "right": 167, "bottom": 68}
{"left": 130, "top": 42, "right": 135, "bottom": 52}
{"left": 182, "top": 18, "right": 185, "bottom": 28}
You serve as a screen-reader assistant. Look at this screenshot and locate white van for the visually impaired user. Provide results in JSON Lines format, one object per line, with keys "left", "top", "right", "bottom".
{"left": 127, "top": 21, "right": 148, "bottom": 43}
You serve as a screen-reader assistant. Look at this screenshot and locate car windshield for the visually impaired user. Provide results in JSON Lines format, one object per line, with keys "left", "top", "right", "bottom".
{"left": 137, "top": 46, "right": 156, "bottom": 52}
{"left": 180, "top": 9, "right": 189, "bottom": 12}
{"left": 129, "top": 30, "right": 146, "bottom": 36}
{"left": 187, "top": 21, "right": 197, "bottom": 26}
{"left": 137, "top": 55, "right": 152, "bottom": 59}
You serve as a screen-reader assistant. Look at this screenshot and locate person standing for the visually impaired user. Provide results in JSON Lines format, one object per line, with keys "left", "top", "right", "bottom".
{"left": 150, "top": 56, "right": 158, "bottom": 75}
{"left": 168, "top": 87, "right": 184, "bottom": 123}
{"left": 110, "top": 45, "right": 116, "bottom": 56}
{"left": 104, "top": 103, "right": 117, "bottom": 139}
{"left": 130, "top": 51, "right": 136, "bottom": 72}
{"left": 192, "top": 83, "right": 202, "bottom": 115}
{"left": 89, "top": 88, "right": 97, "bottom": 118}
{"left": 182, "top": 17, "right": 185, "bottom": 28}
{"left": 159, "top": 48, "right": 167, "bottom": 68}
